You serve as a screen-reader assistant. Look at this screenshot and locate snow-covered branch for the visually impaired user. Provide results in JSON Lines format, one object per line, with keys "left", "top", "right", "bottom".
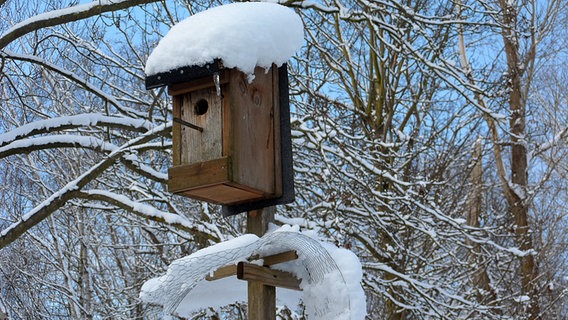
{"left": 2, "top": 51, "right": 146, "bottom": 118}
{"left": 0, "top": 114, "right": 153, "bottom": 148}
{"left": 76, "top": 189, "right": 220, "bottom": 243}
{"left": 0, "top": 135, "right": 118, "bottom": 158}
{"left": 0, "top": 124, "right": 170, "bottom": 249}
{"left": 0, "top": 0, "right": 161, "bottom": 50}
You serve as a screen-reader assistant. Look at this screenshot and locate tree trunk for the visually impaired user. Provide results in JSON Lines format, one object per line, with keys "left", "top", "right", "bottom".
{"left": 499, "top": 1, "right": 540, "bottom": 317}
{"left": 467, "top": 139, "right": 498, "bottom": 307}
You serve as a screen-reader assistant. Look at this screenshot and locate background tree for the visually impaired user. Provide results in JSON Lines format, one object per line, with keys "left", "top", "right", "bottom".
{"left": 1, "top": 0, "right": 568, "bottom": 319}
{"left": 456, "top": 0, "right": 568, "bottom": 318}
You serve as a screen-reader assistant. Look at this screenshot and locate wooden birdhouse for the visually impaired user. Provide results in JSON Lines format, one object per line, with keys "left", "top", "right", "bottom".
{"left": 146, "top": 60, "right": 294, "bottom": 214}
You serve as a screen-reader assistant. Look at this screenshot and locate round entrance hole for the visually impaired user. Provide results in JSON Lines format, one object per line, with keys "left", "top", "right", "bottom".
{"left": 194, "top": 99, "right": 209, "bottom": 115}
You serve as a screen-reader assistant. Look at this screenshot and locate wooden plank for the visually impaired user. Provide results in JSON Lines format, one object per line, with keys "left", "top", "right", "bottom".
{"left": 237, "top": 262, "right": 302, "bottom": 291}
{"left": 168, "top": 157, "right": 230, "bottom": 193}
{"left": 261, "top": 250, "right": 298, "bottom": 267}
{"left": 169, "top": 156, "right": 273, "bottom": 203}
{"left": 180, "top": 87, "right": 222, "bottom": 165}
{"left": 247, "top": 250, "right": 298, "bottom": 266}
{"left": 222, "top": 81, "right": 232, "bottom": 158}
{"left": 271, "top": 65, "right": 283, "bottom": 198}
{"left": 168, "top": 72, "right": 229, "bottom": 96}
{"left": 206, "top": 250, "right": 297, "bottom": 281}
{"left": 230, "top": 67, "right": 276, "bottom": 195}
{"left": 245, "top": 207, "right": 296, "bottom": 320}
{"left": 172, "top": 96, "right": 182, "bottom": 166}
{"left": 183, "top": 183, "right": 264, "bottom": 205}
{"left": 246, "top": 206, "right": 277, "bottom": 320}
{"left": 205, "top": 264, "right": 237, "bottom": 281}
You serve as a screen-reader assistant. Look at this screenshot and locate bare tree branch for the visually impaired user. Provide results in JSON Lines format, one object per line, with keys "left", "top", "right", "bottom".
{"left": 2, "top": 51, "right": 146, "bottom": 118}
{"left": 0, "top": 0, "right": 161, "bottom": 50}
{"left": 0, "top": 124, "right": 169, "bottom": 249}
{"left": 0, "top": 114, "right": 153, "bottom": 148}
{"left": 76, "top": 190, "right": 220, "bottom": 243}
{"left": 0, "top": 135, "right": 117, "bottom": 158}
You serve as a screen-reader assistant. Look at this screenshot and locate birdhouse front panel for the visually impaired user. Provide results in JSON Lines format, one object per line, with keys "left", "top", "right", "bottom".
{"left": 179, "top": 87, "right": 222, "bottom": 165}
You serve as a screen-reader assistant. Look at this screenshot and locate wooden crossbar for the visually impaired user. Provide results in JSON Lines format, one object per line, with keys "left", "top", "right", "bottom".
{"left": 205, "top": 250, "right": 298, "bottom": 282}
{"left": 255, "top": 250, "right": 299, "bottom": 267}
{"left": 237, "top": 262, "right": 301, "bottom": 291}
{"left": 205, "top": 264, "right": 237, "bottom": 281}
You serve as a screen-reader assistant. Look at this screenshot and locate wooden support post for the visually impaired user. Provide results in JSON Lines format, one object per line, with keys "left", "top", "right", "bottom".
{"left": 247, "top": 207, "right": 274, "bottom": 237}
{"left": 248, "top": 280, "right": 276, "bottom": 320}
{"left": 247, "top": 206, "right": 276, "bottom": 320}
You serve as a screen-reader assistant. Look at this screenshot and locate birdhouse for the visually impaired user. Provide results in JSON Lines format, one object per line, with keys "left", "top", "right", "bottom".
{"left": 146, "top": 60, "right": 294, "bottom": 213}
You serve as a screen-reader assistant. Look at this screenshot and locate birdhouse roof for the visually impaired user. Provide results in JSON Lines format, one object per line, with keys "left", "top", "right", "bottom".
{"left": 144, "top": 2, "right": 304, "bottom": 89}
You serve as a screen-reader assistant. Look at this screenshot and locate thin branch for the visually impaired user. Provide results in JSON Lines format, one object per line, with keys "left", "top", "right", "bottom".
{"left": 0, "top": 113, "right": 153, "bottom": 148}
{"left": 0, "top": 0, "right": 161, "bottom": 50}
{"left": 2, "top": 51, "right": 145, "bottom": 118}
{"left": 0, "top": 124, "right": 170, "bottom": 249}
{"left": 76, "top": 190, "right": 220, "bottom": 243}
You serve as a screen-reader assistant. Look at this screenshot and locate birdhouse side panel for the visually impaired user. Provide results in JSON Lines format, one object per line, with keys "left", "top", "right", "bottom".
{"left": 271, "top": 66, "right": 283, "bottom": 198}
{"left": 179, "top": 87, "right": 222, "bottom": 166}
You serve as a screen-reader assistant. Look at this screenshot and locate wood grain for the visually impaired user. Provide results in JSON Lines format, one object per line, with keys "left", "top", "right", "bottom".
{"left": 180, "top": 87, "right": 222, "bottom": 165}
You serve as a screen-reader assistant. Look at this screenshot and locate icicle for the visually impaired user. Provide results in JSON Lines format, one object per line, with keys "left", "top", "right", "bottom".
{"left": 214, "top": 72, "right": 221, "bottom": 97}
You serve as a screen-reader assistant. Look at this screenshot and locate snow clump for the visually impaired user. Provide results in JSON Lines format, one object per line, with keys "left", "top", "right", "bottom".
{"left": 145, "top": 2, "right": 304, "bottom": 78}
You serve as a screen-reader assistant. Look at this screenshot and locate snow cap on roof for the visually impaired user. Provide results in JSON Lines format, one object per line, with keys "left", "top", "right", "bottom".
{"left": 145, "top": 2, "right": 304, "bottom": 78}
